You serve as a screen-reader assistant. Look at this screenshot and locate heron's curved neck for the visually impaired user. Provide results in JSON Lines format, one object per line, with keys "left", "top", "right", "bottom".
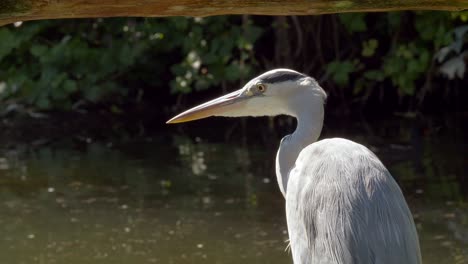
{"left": 276, "top": 102, "right": 324, "bottom": 197}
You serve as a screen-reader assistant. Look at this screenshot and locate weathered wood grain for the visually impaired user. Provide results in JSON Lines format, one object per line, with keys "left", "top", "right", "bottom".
{"left": 1, "top": 0, "right": 467, "bottom": 26}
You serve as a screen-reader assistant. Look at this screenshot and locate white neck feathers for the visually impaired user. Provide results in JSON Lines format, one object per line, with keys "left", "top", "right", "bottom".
{"left": 275, "top": 90, "right": 324, "bottom": 196}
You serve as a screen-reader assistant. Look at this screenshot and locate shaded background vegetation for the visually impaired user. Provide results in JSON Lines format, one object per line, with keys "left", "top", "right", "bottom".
{"left": 0, "top": 11, "right": 467, "bottom": 123}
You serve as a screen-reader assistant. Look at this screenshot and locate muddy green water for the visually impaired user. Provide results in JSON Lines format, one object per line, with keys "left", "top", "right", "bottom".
{"left": 0, "top": 117, "right": 466, "bottom": 263}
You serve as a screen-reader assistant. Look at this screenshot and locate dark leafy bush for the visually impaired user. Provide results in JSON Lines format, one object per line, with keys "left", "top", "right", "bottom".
{"left": 0, "top": 12, "right": 466, "bottom": 113}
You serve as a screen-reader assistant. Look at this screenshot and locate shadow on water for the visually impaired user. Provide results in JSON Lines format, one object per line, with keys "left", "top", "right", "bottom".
{"left": 0, "top": 115, "right": 466, "bottom": 263}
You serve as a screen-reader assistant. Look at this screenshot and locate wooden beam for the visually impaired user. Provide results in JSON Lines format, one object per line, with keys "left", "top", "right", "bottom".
{"left": 1, "top": 0, "right": 467, "bottom": 26}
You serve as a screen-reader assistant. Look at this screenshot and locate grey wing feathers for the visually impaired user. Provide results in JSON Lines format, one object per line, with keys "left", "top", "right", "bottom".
{"left": 286, "top": 138, "right": 421, "bottom": 264}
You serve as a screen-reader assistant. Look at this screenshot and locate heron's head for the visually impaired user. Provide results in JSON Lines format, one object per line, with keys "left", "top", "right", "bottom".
{"left": 167, "top": 68, "right": 327, "bottom": 124}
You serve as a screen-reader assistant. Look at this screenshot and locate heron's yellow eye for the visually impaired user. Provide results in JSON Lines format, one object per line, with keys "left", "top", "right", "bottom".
{"left": 257, "top": 83, "right": 266, "bottom": 93}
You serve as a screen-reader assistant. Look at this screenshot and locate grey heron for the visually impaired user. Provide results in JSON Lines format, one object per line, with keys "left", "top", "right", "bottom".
{"left": 167, "top": 69, "right": 422, "bottom": 264}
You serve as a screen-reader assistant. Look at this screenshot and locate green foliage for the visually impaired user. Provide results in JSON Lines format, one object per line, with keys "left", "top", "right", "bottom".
{"left": 0, "top": 17, "right": 262, "bottom": 110}
{"left": 336, "top": 11, "right": 466, "bottom": 98}
{"left": 382, "top": 43, "right": 430, "bottom": 95}
{"left": 326, "top": 60, "right": 358, "bottom": 87}
{"left": 339, "top": 13, "right": 367, "bottom": 33}
{"left": 0, "top": 11, "right": 466, "bottom": 112}
{"left": 0, "top": 20, "right": 150, "bottom": 109}
{"left": 361, "top": 39, "right": 378, "bottom": 57}
{"left": 168, "top": 17, "right": 261, "bottom": 93}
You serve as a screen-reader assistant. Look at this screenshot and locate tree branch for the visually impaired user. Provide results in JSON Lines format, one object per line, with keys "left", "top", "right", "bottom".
{"left": 1, "top": 0, "right": 467, "bottom": 26}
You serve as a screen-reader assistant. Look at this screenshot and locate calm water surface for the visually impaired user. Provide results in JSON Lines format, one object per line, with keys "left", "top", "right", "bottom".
{"left": 0, "top": 117, "right": 466, "bottom": 263}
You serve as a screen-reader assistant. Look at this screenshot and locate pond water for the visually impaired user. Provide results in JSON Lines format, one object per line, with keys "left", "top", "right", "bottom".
{"left": 0, "top": 116, "right": 466, "bottom": 263}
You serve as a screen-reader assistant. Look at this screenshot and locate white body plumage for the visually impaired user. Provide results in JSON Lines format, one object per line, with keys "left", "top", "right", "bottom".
{"left": 285, "top": 138, "right": 421, "bottom": 264}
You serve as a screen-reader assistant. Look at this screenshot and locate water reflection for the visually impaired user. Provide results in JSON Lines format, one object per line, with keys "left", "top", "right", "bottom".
{"left": 0, "top": 117, "right": 466, "bottom": 263}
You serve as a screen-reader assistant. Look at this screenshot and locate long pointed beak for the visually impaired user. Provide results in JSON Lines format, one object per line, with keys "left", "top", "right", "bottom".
{"left": 166, "top": 89, "right": 246, "bottom": 124}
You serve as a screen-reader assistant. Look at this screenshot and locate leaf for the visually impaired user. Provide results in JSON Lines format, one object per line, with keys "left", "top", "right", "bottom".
{"left": 30, "top": 44, "right": 48, "bottom": 58}
{"left": 362, "top": 39, "right": 378, "bottom": 57}
{"left": 339, "top": 13, "right": 367, "bottom": 33}
{"left": 364, "top": 70, "right": 385, "bottom": 81}
{"left": 225, "top": 64, "right": 241, "bottom": 82}
{"left": 0, "top": 28, "right": 17, "bottom": 60}
{"left": 326, "top": 60, "right": 356, "bottom": 87}
{"left": 63, "top": 79, "right": 78, "bottom": 93}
